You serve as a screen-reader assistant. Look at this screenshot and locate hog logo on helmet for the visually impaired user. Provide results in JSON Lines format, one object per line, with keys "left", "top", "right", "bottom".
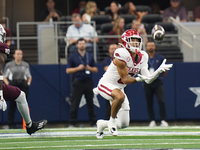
{"left": 121, "top": 29, "right": 142, "bottom": 53}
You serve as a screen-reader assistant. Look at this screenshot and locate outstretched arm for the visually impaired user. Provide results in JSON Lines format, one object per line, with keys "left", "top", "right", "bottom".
{"left": 141, "top": 59, "right": 173, "bottom": 84}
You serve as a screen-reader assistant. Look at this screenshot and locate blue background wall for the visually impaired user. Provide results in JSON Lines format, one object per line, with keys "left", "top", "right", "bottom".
{"left": 1, "top": 62, "right": 200, "bottom": 124}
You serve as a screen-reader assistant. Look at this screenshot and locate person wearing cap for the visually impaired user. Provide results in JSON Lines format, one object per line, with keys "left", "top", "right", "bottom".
{"left": 163, "top": 0, "right": 187, "bottom": 22}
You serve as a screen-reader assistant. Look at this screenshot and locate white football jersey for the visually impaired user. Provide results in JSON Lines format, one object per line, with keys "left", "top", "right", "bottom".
{"left": 100, "top": 47, "right": 149, "bottom": 88}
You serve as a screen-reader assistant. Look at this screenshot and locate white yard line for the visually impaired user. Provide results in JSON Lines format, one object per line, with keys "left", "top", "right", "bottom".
{"left": 1, "top": 139, "right": 200, "bottom": 145}
{"left": 0, "top": 130, "right": 199, "bottom": 138}
{"left": 0, "top": 142, "right": 200, "bottom": 149}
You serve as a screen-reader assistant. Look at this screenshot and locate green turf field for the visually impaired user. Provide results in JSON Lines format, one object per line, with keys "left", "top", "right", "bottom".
{"left": 0, "top": 126, "right": 200, "bottom": 149}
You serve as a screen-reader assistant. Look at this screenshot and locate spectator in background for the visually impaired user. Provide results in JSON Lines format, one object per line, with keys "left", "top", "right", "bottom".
{"left": 0, "top": 19, "right": 11, "bottom": 46}
{"left": 163, "top": 0, "right": 187, "bottom": 22}
{"left": 108, "top": 1, "right": 123, "bottom": 23}
{"left": 102, "top": 44, "right": 117, "bottom": 120}
{"left": 150, "top": 2, "right": 162, "bottom": 14}
{"left": 131, "top": 20, "right": 148, "bottom": 44}
{"left": 66, "top": 13, "right": 99, "bottom": 55}
{"left": 107, "top": 17, "right": 125, "bottom": 45}
{"left": 40, "top": 0, "right": 62, "bottom": 22}
{"left": 143, "top": 40, "right": 168, "bottom": 127}
{"left": 72, "top": 1, "right": 86, "bottom": 15}
{"left": 3, "top": 49, "right": 32, "bottom": 129}
{"left": 66, "top": 38, "right": 97, "bottom": 127}
{"left": 194, "top": 5, "right": 200, "bottom": 21}
{"left": 82, "top": 1, "right": 99, "bottom": 23}
{"left": 123, "top": 2, "right": 147, "bottom": 22}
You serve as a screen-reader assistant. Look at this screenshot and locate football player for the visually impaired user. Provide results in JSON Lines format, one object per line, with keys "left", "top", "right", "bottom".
{"left": 94, "top": 29, "right": 173, "bottom": 138}
{"left": 0, "top": 24, "right": 47, "bottom": 135}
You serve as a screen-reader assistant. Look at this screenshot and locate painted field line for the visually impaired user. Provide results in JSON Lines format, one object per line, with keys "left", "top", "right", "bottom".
{"left": 1, "top": 138, "right": 200, "bottom": 145}
{"left": 42, "top": 126, "right": 200, "bottom": 131}
{"left": 1, "top": 142, "right": 200, "bottom": 149}
{"left": 0, "top": 130, "right": 199, "bottom": 138}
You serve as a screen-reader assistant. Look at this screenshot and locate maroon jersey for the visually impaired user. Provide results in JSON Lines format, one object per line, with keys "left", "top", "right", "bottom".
{"left": 3, "top": 84, "right": 21, "bottom": 101}
{"left": 0, "top": 43, "right": 10, "bottom": 55}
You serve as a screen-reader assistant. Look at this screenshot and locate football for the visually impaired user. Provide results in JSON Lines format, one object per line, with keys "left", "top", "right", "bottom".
{"left": 151, "top": 24, "right": 165, "bottom": 42}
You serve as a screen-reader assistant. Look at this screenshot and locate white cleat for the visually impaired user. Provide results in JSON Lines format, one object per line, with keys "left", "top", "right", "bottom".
{"left": 96, "top": 120, "right": 106, "bottom": 139}
{"left": 149, "top": 120, "right": 156, "bottom": 127}
{"left": 160, "top": 120, "right": 168, "bottom": 127}
{"left": 108, "top": 120, "right": 117, "bottom": 136}
{"left": 96, "top": 132, "right": 104, "bottom": 139}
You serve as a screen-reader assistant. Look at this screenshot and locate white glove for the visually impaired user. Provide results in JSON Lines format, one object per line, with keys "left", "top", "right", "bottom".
{"left": 157, "top": 59, "right": 173, "bottom": 73}
{"left": 145, "top": 59, "right": 173, "bottom": 84}
{"left": 0, "top": 99, "right": 7, "bottom": 111}
{"left": 136, "top": 74, "right": 150, "bottom": 82}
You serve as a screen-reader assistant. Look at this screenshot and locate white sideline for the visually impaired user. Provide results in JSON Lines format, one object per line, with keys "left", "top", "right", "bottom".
{"left": 0, "top": 130, "right": 199, "bottom": 138}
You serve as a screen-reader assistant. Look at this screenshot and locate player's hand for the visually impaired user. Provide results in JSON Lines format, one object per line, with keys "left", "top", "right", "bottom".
{"left": 136, "top": 74, "right": 150, "bottom": 82}
{"left": 0, "top": 98, "right": 7, "bottom": 111}
{"left": 157, "top": 59, "right": 173, "bottom": 73}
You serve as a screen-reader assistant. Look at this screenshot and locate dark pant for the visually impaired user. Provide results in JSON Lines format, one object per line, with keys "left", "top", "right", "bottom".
{"left": 8, "top": 80, "right": 29, "bottom": 128}
{"left": 69, "top": 78, "right": 96, "bottom": 126}
{"left": 143, "top": 79, "right": 167, "bottom": 121}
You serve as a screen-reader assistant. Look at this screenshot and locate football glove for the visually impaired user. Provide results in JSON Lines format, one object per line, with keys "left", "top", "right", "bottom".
{"left": 157, "top": 59, "right": 173, "bottom": 73}
{"left": 0, "top": 98, "right": 7, "bottom": 111}
{"left": 136, "top": 74, "right": 150, "bottom": 82}
{"left": 145, "top": 59, "right": 173, "bottom": 84}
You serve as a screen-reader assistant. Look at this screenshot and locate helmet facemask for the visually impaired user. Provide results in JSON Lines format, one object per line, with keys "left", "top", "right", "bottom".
{"left": 127, "top": 37, "right": 142, "bottom": 54}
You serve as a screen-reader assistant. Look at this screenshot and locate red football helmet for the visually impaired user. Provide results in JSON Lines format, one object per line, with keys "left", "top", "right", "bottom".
{"left": 120, "top": 29, "right": 142, "bottom": 53}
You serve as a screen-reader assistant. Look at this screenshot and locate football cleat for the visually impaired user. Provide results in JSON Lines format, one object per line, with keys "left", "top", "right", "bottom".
{"left": 108, "top": 120, "right": 117, "bottom": 136}
{"left": 96, "top": 132, "right": 104, "bottom": 139}
{"left": 96, "top": 120, "right": 106, "bottom": 139}
{"left": 26, "top": 120, "right": 47, "bottom": 135}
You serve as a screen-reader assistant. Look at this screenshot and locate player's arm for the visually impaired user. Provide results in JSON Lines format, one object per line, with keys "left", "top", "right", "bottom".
{"left": 141, "top": 59, "right": 172, "bottom": 84}
{"left": 3, "top": 76, "right": 9, "bottom": 85}
{"left": 114, "top": 58, "right": 139, "bottom": 84}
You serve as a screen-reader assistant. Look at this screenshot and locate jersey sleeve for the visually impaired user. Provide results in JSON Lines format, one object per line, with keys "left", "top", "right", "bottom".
{"left": 113, "top": 48, "right": 128, "bottom": 64}
{"left": 140, "top": 51, "right": 150, "bottom": 76}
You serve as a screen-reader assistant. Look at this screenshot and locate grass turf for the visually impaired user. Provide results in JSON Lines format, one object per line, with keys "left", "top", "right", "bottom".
{"left": 0, "top": 126, "right": 199, "bottom": 149}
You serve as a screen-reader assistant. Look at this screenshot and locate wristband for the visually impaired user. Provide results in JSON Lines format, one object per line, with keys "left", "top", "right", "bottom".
{"left": 0, "top": 75, "right": 3, "bottom": 80}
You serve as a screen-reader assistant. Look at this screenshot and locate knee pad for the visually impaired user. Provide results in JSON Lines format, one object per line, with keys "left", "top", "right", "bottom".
{"left": 15, "top": 91, "right": 27, "bottom": 104}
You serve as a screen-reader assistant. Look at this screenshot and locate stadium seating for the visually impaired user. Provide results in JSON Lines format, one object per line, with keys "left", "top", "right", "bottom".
{"left": 119, "top": 14, "right": 137, "bottom": 24}
{"left": 104, "top": 6, "right": 125, "bottom": 15}
{"left": 100, "top": 23, "right": 113, "bottom": 35}
{"left": 141, "top": 14, "right": 163, "bottom": 24}
{"left": 135, "top": 5, "right": 152, "bottom": 13}
{"left": 142, "top": 14, "right": 163, "bottom": 34}
{"left": 91, "top": 15, "right": 112, "bottom": 31}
